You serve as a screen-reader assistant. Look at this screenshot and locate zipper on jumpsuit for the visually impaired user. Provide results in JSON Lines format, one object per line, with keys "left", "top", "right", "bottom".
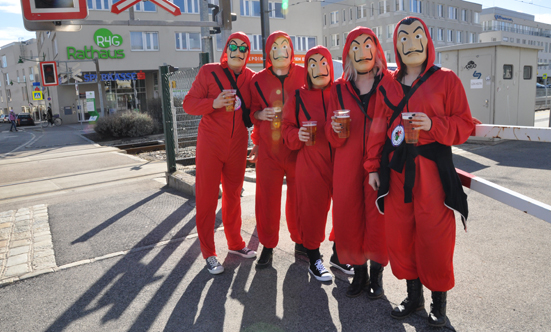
{"left": 321, "top": 89, "right": 333, "bottom": 161}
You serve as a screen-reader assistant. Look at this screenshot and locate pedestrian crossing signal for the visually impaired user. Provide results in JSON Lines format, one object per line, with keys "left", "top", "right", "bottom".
{"left": 33, "top": 91, "right": 43, "bottom": 100}
{"left": 40, "top": 61, "right": 59, "bottom": 86}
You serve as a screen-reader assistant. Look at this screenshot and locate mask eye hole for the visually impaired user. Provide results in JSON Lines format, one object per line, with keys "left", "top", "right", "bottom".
{"left": 322, "top": 61, "right": 327, "bottom": 66}
{"left": 352, "top": 46, "right": 359, "bottom": 51}
{"left": 272, "top": 46, "right": 277, "bottom": 51}
{"left": 365, "top": 43, "right": 371, "bottom": 49}
{"left": 415, "top": 34, "right": 423, "bottom": 39}
{"left": 282, "top": 45, "right": 288, "bottom": 49}
{"left": 310, "top": 63, "right": 316, "bottom": 69}
{"left": 400, "top": 37, "right": 407, "bottom": 42}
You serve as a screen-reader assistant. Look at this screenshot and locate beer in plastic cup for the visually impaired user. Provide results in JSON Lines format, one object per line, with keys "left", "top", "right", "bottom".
{"left": 402, "top": 112, "right": 419, "bottom": 144}
{"left": 224, "top": 89, "right": 236, "bottom": 112}
{"left": 271, "top": 107, "right": 282, "bottom": 130}
{"left": 302, "top": 121, "right": 317, "bottom": 146}
{"left": 334, "top": 110, "right": 350, "bottom": 138}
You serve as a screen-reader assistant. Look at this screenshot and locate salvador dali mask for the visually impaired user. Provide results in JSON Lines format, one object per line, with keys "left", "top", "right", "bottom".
{"left": 349, "top": 34, "right": 376, "bottom": 74}
{"left": 270, "top": 36, "right": 291, "bottom": 70}
{"left": 227, "top": 38, "right": 249, "bottom": 70}
{"left": 396, "top": 20, "right": 428, "bottom": 67}
{"left": 308, "top": 53, "right": 331, "bottom": 89}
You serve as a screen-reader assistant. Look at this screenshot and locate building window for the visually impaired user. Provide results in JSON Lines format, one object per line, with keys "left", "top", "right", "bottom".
{"left": 247, "top": 34, "right": 263, "bottom": 51}
{"left": 448, "top": 6, "right": 457, "bottom": 19}
{"left": 349, "top": 8, "right": 353, "bottom": 21}
{"left": 324, "top": 36, "right": 328, "bottom": 47}
{"left": 134, "top": 0, "right": 156, "bottom": 12}
{"left": 331, "top": 34, "right": 340, "bottom": 47}
{"left": 6, "top": 89, "right": 11, "bottom": 102}
{"left": 6, "top": 73, "right": 9, "bottom": 85}
{"left": 436, "top": 52, "right": 441, "bottom": 64}
{"left": 395, "top": 0, "right": 403, "bottom": 11}
{"left": 373, "top": 26, "right": 382, "bottom": 40}
{"left": 16, "top": 70, "right": 20, "bottom": 83}
{"left": 173, "top": 0, "right": 199, "bottom": 13}
{"left": 342, "top": 9, "right": 346, "bottom": 21}
{"left": 461, "top": 9, "right": 467, "bottom": 21}
{"left": 324, "top": 14, "right": 326, "bottom": 26}
{"left": 87, "top": 0, "right": 110, "bottom": 10}
{"left": 1, "top": 55, "right": 6, "bottom": 68}
{"left": 385, "top": 50, "right": 392, "bottom": 63}
{"left": 268, "top": 2, "right": 284, "bottom": 18}
{"left": 523, "top": 66, "right": 532, "bottom": 80}
{"left": 357, "top": 5, "right": 366, "bottom": 19}
{"left": 131, "top": 32, "right": 159, "bottom": 51}
{"left": 469, "top": 32, "right": 474, "bottom": 43}
{"left": 175, "top": 32, "right": 201, "bottom": 51}
{"left": 503, "top": 64, "right": 513, "bottom": 80}
{"left": 370, "top": 3, "right": 375, "bottom": 16}
{"left": 378, "top": 1, "right": 385, "bottom": 14}
{"left": 22, "top": 69, "right": 26, "bottom": 82}
{"left": 387, "top": 24, "right": 394, "bottom": 39}
{"left": 474, "top": 12, "right": 479, "bottom": 23}
{"left": 456, "top": 31, "right": 462, "bottom": 43}
{"left": 331, "top": 11, "right": 339, "bottom": 25}
{"left": 447, "top": 30, "right": 453, "bottom": 42}
{"left": 292, "top": 36, "right": 316, "bottom": 52}
{"left": 428, "top": 27, "right": 434, "bottom": 40}
{"left": 438, "top": 28, "right": 444, "bottom": 41}
{"left": 410, "top": 0, "right": 421, "bottom": 13}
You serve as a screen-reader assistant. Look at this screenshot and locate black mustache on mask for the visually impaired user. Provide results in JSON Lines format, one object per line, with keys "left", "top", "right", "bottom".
{"left": 402, "top": 41, "right": 425, "bottom": 56}
{"left": 354, "top": 48, "right": 373, "bottom": 63}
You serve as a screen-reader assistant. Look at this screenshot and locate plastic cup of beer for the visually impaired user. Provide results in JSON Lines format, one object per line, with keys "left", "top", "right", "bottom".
{"left": 334, "top": 110, "right": 350, "bottom": 138}
{"left": 402, "top": 112, "right": 419, "bottom": 144}
{"left": 224, "top": 89, "right": 236, "bottom": 112}
{"left": 271, "top": 106, "right": 282, "bottom": 130}
{"left": 302, "top": 121, "right": 317, "bottom": 146}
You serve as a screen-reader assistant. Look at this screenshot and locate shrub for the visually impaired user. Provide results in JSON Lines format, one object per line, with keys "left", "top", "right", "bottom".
{"left": 95, "top": 111, "right": 156, "bottom": 138}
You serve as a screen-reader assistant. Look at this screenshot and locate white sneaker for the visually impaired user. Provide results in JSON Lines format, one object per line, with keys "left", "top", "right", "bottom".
{"left": 309, "top": 259, "right": 333, "bottom": 282}
{"left": 228, "top": 246, "right": 257, "bottom": 259}
{"left": 206, "top": 256, "right": 224, "bottom": 275}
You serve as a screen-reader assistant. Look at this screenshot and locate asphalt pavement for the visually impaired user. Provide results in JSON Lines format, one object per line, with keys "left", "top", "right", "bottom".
{"left": 0, "top": 120, "right": 550, "bottom": 331}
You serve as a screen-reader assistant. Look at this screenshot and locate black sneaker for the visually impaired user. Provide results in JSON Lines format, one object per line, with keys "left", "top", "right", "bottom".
{"left": 256, "top": 247, "right": 273, "bottom": 267}
{"left": 294, "top": 243, "right": 308, "bottom": 256}
{"left": 329, "top": 254, "right": 355, "bottom": 276}
{"left": 309, "top": 259, "right": 333, "bottom": 282}
{"left": 206, "top": 256, "right": 224, "bottom": 275}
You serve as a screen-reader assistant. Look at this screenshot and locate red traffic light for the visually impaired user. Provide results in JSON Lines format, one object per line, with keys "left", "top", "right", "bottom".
{"left": 40, "top": 61, "right": 59, "bottom": 86}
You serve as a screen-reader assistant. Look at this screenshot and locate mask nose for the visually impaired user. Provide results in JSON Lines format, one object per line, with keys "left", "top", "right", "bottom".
{"left": 405, "top": 38, "right": 417, "bottom": 52}
{"left": 275, "top": 47, "right": 286, "bottom": 58}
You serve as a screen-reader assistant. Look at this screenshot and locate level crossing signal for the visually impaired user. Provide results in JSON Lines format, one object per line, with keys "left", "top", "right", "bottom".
{"left": 21, "top": 0, "right": 88, "bottom": 21}
{"left": 40, "top": 62, "right": 59, "bottom": 87}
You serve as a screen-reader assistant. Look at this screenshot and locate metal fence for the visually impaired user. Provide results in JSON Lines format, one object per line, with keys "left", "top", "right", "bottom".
{"left": 536, "top": 87, "right": 551, "bottom": 111}
{"left": 169, "top": 67, "right": 201, "bottom": 153}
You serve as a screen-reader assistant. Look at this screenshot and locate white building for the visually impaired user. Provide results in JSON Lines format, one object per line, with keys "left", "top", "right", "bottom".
{"left": 479, "top": 7, "right": 551, "bottom": 84}
{"left": 321, "top": 0, "right": 482, "bottom": 64}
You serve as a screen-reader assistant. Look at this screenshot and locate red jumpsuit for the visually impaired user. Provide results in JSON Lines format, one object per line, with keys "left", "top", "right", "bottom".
{"left": 250, "top": 31, "right": 306, "bottom": 249}
{"left": 183, "top": 32, "right": 254, "bottom": 259}
{"left": 326, "top": 27, "right": 390, "bottom": 266}
{"left": 364, "top": 18, "right": 474, "bottom": 292}
{"left": 282, "top": 46, "right": 335, "bottom": 251}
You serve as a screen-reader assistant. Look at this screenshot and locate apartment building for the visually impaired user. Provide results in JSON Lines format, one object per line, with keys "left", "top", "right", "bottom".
{"left": 34, "top": 0, "right": 323, "bottom": 124}
{"left": 321, "top": 0, "right": 482, "bottom": 64}
{"left": 0, "top": 39, "right": 41, "bottom": 115}
{"left": 479, "top": 7, "right": 551, "bottom": 82}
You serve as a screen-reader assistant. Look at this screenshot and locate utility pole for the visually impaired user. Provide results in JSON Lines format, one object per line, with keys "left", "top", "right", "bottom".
{"left": 200, "top": 0, "right": 213, "bottom": 64}
{"left": 220, "top": 0, "right": 232, "bottom": 46}
{"left": 260, "top": 0, "right": 270, "bottom": 68}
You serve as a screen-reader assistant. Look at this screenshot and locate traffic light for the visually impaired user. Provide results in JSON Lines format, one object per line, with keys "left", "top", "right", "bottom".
{"left": 40, "top": 61, "right": 59, "bottom": 86}
{"left": 282, "top": 0, "right": 288, "bottom": 12}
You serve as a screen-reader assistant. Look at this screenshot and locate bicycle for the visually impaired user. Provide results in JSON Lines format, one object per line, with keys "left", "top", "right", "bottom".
{"left": 41, "top": 114, "right": 62, "bottom": 128}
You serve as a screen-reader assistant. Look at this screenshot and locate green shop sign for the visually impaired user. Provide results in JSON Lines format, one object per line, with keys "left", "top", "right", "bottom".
{"left": 67, "top": 28, "right": 125, "bottom": 60}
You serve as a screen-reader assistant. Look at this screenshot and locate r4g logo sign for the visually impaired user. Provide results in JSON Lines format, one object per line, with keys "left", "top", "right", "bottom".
{"left": 94, "top": 28, "right": 123, "bottom": 48}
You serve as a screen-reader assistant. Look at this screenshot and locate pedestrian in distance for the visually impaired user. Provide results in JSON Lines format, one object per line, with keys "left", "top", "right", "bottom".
{"left": 365, "top": 17, "right": 475, "bottom": 327}
{"left": 183, "top": 32, "right": 257, "bottom": 275}
{"left": 327, "top": 27, "right": 391, "bottom": 298}
{"left": 9, "top": 109, "right": 18, "bottom": 132}
{"left": 281, "top": 45, "right": 337, "bottom": 282}
{"left": 248, "top": 31, "right": 307, "bottom": 267}
{"left": 47, "top": 106, "right": 54, "bottom": 127}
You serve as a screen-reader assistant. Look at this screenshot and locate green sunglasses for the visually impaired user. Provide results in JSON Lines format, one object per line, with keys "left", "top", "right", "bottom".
{"left": 228, "top": 44, "right": 249, "bottom": 53}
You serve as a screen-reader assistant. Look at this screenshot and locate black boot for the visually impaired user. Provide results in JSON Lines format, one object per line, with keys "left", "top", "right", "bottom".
{"left": 428, "top": 291, "right": 447, "bottom": 327}
{"left": 346, "top": 263, "right": 368, "bottom": 298}
{"left": 390, "top": 278, "right": 425, "bottom": 319}
{"left": 329, "top": 243, "right": 354, "bottom": 275}
{"left": 256, "top": 247, "right": 273, "bottom": 267}
{"left": 367, "top": 261, "right": 384, "bottom": 299}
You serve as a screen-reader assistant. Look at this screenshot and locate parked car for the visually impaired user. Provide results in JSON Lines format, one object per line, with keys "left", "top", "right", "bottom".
{"left": 536, "top": 83, "right": 546, "bottom": 88}
{"left": 0, "top": 114, "right": 8, "bottom": 123}
{"left": 16, "top": 113, "right": 35, "bottom": 126}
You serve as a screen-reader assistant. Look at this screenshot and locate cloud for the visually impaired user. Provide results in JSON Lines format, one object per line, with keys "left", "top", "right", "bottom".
{"left": 0, "top": 27, "right": 36, "bottom": 48}
{"left": 534, "top": 13, "right": 551, "bottom": 24}
{"left": 0, "top": 0, "right": 22, "bottom": 14}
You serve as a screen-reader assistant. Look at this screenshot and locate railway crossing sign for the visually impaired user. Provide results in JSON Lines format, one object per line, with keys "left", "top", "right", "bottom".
{"left": 111, "top": 0, "right": 181, "bottom": 15}
{"left": 33, "top": 91, "right": 43, "bottom": 101}
{"left": 21, "top": 0, "right": 88, "bottom": 21}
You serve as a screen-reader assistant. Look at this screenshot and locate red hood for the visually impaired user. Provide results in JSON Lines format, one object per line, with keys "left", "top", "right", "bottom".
{"left": 393, "top": 16, "right": 435, "bottom": 77}
{"left": 304, "top": 45, "right": 334, "bottom": 90}
{"left": 265, "top": 31, "right": 296, "bottom": 70}
{"left": 342, "top": 26, "right": 387, "bottom": 76}
{"left": 220, "top": 32, "right": 251, "bottom": 68}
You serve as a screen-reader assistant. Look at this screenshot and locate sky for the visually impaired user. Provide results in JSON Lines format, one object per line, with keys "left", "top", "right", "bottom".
{"left": 1, "top": 0, "right": 551, "bottom": 48}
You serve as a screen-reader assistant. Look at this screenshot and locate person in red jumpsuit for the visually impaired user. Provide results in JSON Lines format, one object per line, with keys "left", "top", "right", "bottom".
{"left": 326, "top": 27, "right": 390, "bottom": 297}
{"left": 281, "top": 45, "right": 337, "bottom": 281}
{"left": 183, "top": 32, "right": 257, "bottom": 275}
{"left": 248, "top": 31, "right": 306, "bottom": 266}
{"left": 365, "top": 17, "right": 474, "bottom": 327}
